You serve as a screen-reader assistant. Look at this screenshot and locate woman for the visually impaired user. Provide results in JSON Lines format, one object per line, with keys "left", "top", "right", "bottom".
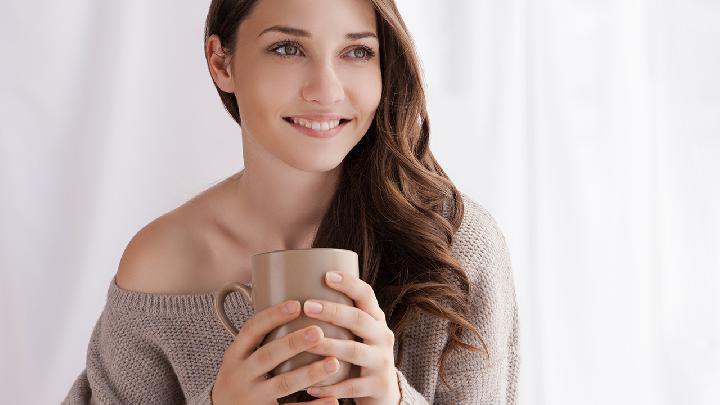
{"left": 63, "top": 0, "right": 520, "bottom": 404}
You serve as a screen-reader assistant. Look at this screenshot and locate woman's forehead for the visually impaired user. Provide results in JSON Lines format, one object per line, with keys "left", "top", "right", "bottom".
{"left": 241, "top": 0, "right": 377, "bottom": 38}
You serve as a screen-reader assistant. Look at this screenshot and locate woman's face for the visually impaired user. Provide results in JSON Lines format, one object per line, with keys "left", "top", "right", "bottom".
{"left": 212, "top": 0, "right": 382, "bottom": 173}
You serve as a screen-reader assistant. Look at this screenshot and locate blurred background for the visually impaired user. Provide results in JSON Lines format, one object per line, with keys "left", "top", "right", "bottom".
{"left": 1, "top": 0, "right": 718, "bottom": 404}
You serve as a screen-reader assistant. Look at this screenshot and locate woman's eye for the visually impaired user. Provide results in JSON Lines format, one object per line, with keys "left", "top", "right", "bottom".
{"left": 272, "top": 43, "right": 301, "bottom": 57}
{"left": 350, "top": 48, "right": 368, "bottom": 59}
{"left": 345, "top": 46, "right": 376, "bottom": 61}
{"left": 268, "top": 42, "right": 375, "bottom": 61}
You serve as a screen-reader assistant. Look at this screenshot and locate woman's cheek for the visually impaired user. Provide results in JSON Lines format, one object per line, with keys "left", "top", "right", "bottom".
{"left": 354, "top": 70, "right": 382, "bottom": 121}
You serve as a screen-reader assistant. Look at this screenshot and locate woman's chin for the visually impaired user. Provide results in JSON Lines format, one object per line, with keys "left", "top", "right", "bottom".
{"left": 280, "top": 153, "right": 345, "bottom": 174}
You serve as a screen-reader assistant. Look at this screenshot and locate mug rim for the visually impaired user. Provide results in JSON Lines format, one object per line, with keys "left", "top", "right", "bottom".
{"left": 252, "top": 247, "right": 358, "bottom": 258}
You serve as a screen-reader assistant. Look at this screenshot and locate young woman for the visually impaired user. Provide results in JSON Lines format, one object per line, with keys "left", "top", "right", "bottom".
{"left": 63, "top": 0, "right": 520, "bottom": 404}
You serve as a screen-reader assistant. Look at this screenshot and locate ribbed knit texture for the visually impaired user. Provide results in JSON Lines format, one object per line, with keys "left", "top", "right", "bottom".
{"left": 62, "top": 193, "right": 520, "bottom": 404}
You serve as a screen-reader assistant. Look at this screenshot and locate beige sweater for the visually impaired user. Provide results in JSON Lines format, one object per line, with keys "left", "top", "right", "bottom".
{"left": 62, "top": 194, "right": 520, "bottom": 404}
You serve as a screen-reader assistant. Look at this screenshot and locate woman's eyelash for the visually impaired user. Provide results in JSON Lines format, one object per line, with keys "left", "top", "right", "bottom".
{"left": 267, "top": 40, "right": 376, "bottom": 61}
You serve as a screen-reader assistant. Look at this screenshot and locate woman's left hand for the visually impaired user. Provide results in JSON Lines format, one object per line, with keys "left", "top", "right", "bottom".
{"left": 303, "top": 271, "right": 401, "bottom": 405}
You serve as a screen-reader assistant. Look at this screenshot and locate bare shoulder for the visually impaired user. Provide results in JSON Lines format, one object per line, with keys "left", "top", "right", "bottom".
{"left": 115, "top": 208, "right": 212, "bottom": 294}
{"left": 115, "top": 171, "right": 248, "bottom": 294}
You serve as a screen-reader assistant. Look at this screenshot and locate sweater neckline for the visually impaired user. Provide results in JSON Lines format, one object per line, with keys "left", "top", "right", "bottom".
{"left": 104, "top": 191, "right": 473, "bottom": 316}
{"left": 107, "top": 276, "right": 254, "bottom": 316}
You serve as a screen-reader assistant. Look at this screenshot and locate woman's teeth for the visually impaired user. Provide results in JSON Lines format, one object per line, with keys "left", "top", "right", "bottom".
{"left": 290, "top": 117, "right": 342, "bottom": 131}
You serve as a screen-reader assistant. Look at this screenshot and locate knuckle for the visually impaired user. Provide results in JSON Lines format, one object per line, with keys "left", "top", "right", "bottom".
{"left": 354, "top": 309, "right": 363, "bottom": 325}
{"left": 288, "top": 331, "right": 303, "bottom": 352}
{"left": 257, "top": 346, "right": 273, "bottom": 366}
{"left": 375, "top": 298, "right": 384, "bottom": 313}
{"left": 317, "top": 358, "right": 334, "bottom": 376}
{"left": 243, "top": 316, "right": 257, "bottom": 331}
{"left": 276, "top": 373, "right": 292, "bottom": 396}
{"left": 239, "top": 321, "right": 258, "bottom": 342}
{"left": 364, "top": 283, "right": 376, "bottom": 299}
{"left": 347, "top": 381, "right": 356, "bottom": 399}
{"left": 312, "top": 362, "right": 325, "bottom": 380}
{"left": 363, "top": 282, "right": 374, "bottom": 296}
{"left": 349, "top": 342, "right": 361, "bottom": 363}
{"left": 384, "top": 329, "right": 395, "bottom": 345}
{"left": 228, "top": 336, "right": 247, "bottom": 359}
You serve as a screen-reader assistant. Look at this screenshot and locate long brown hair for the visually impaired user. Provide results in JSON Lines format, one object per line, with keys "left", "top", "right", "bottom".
{"left": 204, "top": 1, "right": 488, "bottom": 402}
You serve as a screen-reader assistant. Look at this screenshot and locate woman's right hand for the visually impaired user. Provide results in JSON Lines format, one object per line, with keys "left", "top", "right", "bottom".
{"left": 211, "top": 299, "right": 341, "bottom": 405}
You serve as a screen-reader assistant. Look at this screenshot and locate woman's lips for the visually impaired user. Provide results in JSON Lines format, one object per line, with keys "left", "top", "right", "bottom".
{"left": 283, "top": 117, "right": 351, "bottom": 139}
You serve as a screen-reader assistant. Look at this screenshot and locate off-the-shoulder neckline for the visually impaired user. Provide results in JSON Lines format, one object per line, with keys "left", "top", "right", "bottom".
{"left": 103, "top": 191, "right": 481, "bottom": 315}
{"left": 106, "top": 276, "right": 253, "bottom": 315}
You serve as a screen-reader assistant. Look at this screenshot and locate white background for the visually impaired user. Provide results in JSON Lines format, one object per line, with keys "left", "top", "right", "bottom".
{"left": 1, "top": 0, "right": 718, "bottom": 404}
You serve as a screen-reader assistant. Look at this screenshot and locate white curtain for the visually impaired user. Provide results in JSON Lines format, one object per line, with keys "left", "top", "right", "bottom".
{"left": 1, "top": 1, "right": 718, "bottom": 404}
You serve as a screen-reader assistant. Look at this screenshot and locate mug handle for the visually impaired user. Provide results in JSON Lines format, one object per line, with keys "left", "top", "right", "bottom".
{"left": 213, "top": 282, "right": 252, "bottom": 336}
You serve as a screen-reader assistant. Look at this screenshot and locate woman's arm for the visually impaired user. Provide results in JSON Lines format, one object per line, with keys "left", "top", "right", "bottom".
{"left": 433, "top": 206, "right": 520, "bottom": 404}
{"left": 61, "top": 308, "right": 194, "bottom": 404}
{"left": 395, "top": 201, "right": 519, "bottom": 405}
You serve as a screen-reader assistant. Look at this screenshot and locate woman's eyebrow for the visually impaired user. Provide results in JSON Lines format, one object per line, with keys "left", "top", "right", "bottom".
{"left": 258, "top": 24, "right": 377, "bottom": 40}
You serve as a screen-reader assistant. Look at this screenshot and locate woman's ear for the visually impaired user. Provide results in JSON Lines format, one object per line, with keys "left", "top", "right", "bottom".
{"left": 206, "top": 34, "right": 235, "bottom": 93}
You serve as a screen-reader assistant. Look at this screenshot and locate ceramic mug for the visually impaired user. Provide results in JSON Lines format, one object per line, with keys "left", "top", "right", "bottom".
{"left": 213, "top": 248, "right": 360, "bottom": 387}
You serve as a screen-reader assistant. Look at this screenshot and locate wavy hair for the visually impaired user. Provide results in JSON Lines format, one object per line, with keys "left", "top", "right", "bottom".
{"left": 204, "top": 1, "right": 488, "bottom": 402}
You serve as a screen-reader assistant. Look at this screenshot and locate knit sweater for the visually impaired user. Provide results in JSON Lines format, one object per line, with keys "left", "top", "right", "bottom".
{"left": 62, "top": 193, "right": 520, "bottom": 404}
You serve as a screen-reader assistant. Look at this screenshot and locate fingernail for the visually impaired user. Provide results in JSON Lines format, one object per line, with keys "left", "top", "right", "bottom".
{"left": 305, "top": 300, "right": 323, "bottom": 314}
{"left": 305, "top": 327, "right": 319, "bottom": 343}
{"left": 283, "top": 301, "right": 299, "bottom": 314}
{"left": 324, "top": 357, "right": 338, "bottom": 373}
{"left": 306, "top": 387, "right": 319, "bottom": 396}
{"left": 326, "top": 271, "right": 342, "bottom": 283}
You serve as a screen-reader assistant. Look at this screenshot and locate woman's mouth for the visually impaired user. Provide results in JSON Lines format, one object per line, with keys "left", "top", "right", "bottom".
{"left": 282, "top": 117, "right": 351, "bottom": 139}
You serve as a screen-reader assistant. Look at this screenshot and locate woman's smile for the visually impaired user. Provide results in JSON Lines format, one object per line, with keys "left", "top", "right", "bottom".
{"left": 282, "top": 116, "right": 352, "bottom": 139}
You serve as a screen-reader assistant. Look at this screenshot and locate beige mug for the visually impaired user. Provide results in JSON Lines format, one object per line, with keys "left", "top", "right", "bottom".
{"left": 213, "top": 248, "right": 360, "bottom": 387}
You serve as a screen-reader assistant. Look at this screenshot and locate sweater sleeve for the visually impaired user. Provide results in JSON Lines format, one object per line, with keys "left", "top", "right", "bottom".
{"left": 433, "top": 204, "right": 520, "bottom": 404}
{"left": 61, "top": 304, "right": 189, "bottom": 404}
{"left": 396, "top": 368, "right": 430, "bottom": 405}
{"left": 387, "top": 197, "right": 520, "bottom": 405}
{"left": 186, "top": 382, "right": 215, "bottom": 405}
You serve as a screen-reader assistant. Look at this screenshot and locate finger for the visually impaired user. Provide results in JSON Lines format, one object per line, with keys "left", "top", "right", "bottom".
{"left": 324, "top": 272, "right": 385, "bottom": 321}
{"left": 229, "top": 300, "right": 301, "bottom": 359}
{"left": 262, "top": 356, "right": 340, "bottom": 399}
{"left": 306, "top": 376, "right": 378, "bottom": 399}
{"left": 286, "top": 397, "right": 338, "bottom": 405}
{"left": 303, "top": 337, "right": 379, "bottom": 369}
{"left": 246, "top": 325, "right": 325, "bottom": 376}
{"left": 303, "top": 299, "right": 384, "bottom": 343}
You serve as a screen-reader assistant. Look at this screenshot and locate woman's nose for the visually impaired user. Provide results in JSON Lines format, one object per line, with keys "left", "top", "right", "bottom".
{"left": 301, "top": 62, "right": 345, "bottom": 105}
